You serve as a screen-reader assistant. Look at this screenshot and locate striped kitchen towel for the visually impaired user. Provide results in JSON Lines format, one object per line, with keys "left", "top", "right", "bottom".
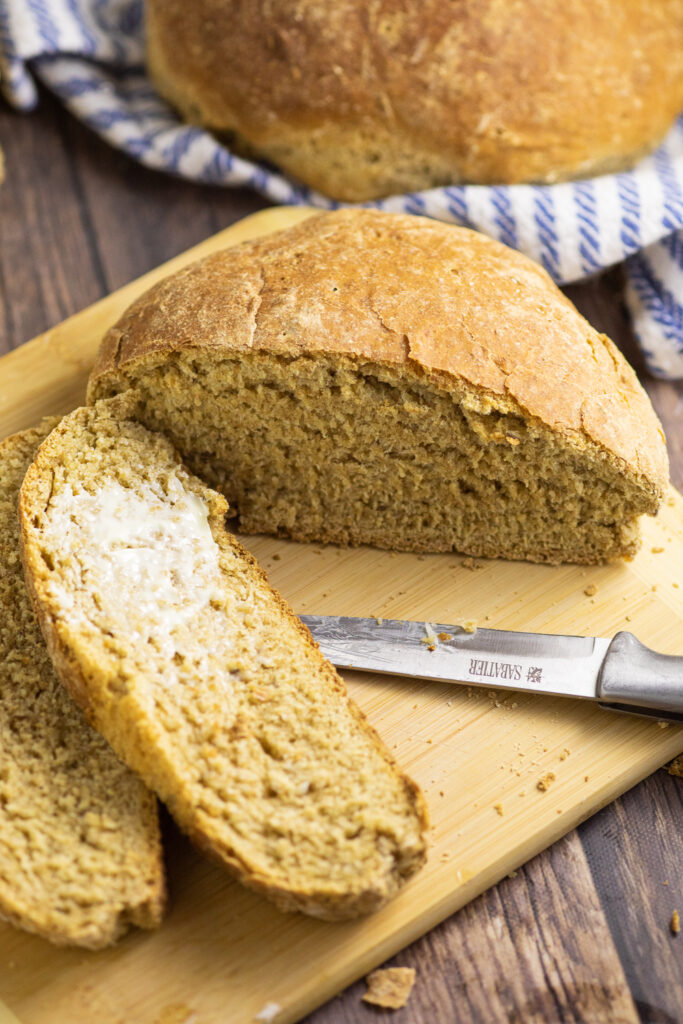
{"left": 2, "top": 0, "right": 682, "bottom": 379}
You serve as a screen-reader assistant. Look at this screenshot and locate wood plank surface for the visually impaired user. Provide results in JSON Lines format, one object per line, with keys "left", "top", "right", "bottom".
{"left": 581, "top": 771, "right": 683, "bottom": 1024}
{"left": 308, "top": 832, "right": 641, "bottom": 1024}
{"left": 0, "top": 90, "right": 681, "bottom": 1024}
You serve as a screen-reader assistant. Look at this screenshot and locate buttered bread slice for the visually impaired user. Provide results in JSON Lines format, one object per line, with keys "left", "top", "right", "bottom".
{"left": 0, "top": 422, "right": 164, "bottom": 949}
{"left": 19, "top": 399, "right": 427, "bottom": 919}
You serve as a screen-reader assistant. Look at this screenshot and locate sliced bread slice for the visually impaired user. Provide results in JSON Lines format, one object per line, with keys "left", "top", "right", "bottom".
{"left": 0, "top": 421, "right": 165, "bottom": 949}
{"left": 19, "top": 399, "right": 428, "bottom": 919}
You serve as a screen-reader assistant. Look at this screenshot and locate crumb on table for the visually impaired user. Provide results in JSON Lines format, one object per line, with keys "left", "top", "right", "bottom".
{"left": 670, "top": 910, "right": 680, "bottom": 936}
{"left": 583, "top": 583, "right": 598, "bottom": 597}
{"left": 362, "top": 967, "right": 416, "bottom": 1010}
{"left": 537, "top": 772, "right": 556, "bottom": 792}
{"left": 666, "top": 756, "right": 683, "bottom": 778}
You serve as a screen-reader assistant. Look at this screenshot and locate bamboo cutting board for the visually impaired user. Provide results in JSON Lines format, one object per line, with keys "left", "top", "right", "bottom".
{"left": 1, "top": 207, "right": 682, "bottom": 1024}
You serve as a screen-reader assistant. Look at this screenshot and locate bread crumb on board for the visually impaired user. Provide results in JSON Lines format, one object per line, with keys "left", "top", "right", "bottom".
{"left": 363, "top": 967, "right": 416, "bottom": 1010}
{"left": 583, "top": 583, "right": 598, "bottom": 597}
{"left": 670, "top": 910, "right": 680, "bottom": 936}
{"left": 537, "top": 772, "right": 556, "bottom": 792}
{"left": 460, "top": 557, "right": 484, "bottom": 571}
{"left": 493, "top": 803, "right": 504, "bottom": 816}
{"left": 254, "top": 1002, "right": 282, "bottom": 1023}
{"left": 666, "top": 755, "right": 683, "bottom": 778}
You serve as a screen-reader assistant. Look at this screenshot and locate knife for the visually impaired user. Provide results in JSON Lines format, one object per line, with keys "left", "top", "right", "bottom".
{"left": 299, "top": 615, "right": 683, "bottom": 722}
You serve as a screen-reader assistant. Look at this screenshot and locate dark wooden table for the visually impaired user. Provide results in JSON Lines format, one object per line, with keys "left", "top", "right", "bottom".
{"left": 1, "top": 88, "right": 681, "bottom": 1024}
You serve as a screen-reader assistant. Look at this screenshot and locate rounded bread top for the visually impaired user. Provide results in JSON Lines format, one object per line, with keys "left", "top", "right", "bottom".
{"left": 90, "top": 209, "right": 669, "bottom": 495}
{"left": 146, "top": 0, "right": 683, "bottom": 197}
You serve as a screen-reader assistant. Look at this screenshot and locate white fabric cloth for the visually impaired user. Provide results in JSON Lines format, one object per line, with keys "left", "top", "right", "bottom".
{"left": 2, "top": 0, "right": 683, "bottom": 378}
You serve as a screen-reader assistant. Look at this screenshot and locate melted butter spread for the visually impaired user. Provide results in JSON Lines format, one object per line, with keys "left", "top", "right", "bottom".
{"left": 42, "top": 474, "right": 233, "bottom": 682}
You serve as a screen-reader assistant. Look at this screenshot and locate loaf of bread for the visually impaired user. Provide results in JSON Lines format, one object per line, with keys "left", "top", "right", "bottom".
{"left": 146, "top": 0, "right": 683, "bottom": 200}
{"left": 88, "top": 210, "right": 668, "bottom": 565}
{"left": 0, "top": 421, "right": 164, "bottom": 949}
{"left": 19, "top": 398, "right": 428, "bottom": 920}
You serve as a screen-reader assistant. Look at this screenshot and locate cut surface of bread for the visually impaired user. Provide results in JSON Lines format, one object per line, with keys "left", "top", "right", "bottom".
{"left": 146, "top": 0, "right": 683, "bottom": 199}
{"left": 19, "top": 399, "right": 428, "bottom": 920}
{"left": 89, "top": 210, "right": 668, "bottom": 566}
{"left": 0, "top": 421, "right": 164, "bottom": 949}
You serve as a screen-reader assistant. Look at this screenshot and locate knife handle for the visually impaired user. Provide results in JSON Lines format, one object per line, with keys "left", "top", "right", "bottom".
{"left": 597, "top": 632, "right": 683, "bottom": 721}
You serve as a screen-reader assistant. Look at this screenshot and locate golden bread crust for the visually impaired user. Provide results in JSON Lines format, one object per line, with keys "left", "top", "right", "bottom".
{"left": 146, "top": 0, "right": 683, "bottom": 199}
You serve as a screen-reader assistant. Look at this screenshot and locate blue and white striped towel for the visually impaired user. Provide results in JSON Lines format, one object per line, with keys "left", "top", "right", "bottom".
{"left": 2, "top": 0, "right": 683, "bottom": 379}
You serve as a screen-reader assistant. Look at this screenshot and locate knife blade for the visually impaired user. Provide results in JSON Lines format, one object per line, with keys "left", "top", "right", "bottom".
{"left": 299, "top": 615, "right": 683, "bottom": 721}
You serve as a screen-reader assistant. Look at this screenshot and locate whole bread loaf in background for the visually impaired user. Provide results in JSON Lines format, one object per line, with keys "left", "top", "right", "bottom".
{"left": 146, "top": 0, "right": 683, "bottom": 200}
{"left": 19, "top": 399, "right": 428, "bottom": 920}
{"left": 88, "top": 210, "right": 668, "bottom": 566}
{"left": 0, "top": 421, "right": 164, "bottom": 949}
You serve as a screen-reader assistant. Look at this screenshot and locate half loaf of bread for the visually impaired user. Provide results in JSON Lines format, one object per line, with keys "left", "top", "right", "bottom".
{"left": 89, "top": 210, "right": 668, "bottom": 565}
{"left": 19, "top": 398, "right": 428, "bottom": 920}
{"left": 0, "top": 421, "right": 164, "bottom": 949}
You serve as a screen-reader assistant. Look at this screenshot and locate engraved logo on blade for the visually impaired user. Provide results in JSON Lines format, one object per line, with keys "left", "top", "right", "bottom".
{"left": 468, "top": 659, "right": 522, "bottom": 681}
{"left": 468, "top": 660, "right": 546, "bottom": 684}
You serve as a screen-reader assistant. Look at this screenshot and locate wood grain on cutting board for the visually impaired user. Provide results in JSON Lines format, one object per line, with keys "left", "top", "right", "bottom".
{"left": 0, "top": 207, "right": 681, "bottom": 1024}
